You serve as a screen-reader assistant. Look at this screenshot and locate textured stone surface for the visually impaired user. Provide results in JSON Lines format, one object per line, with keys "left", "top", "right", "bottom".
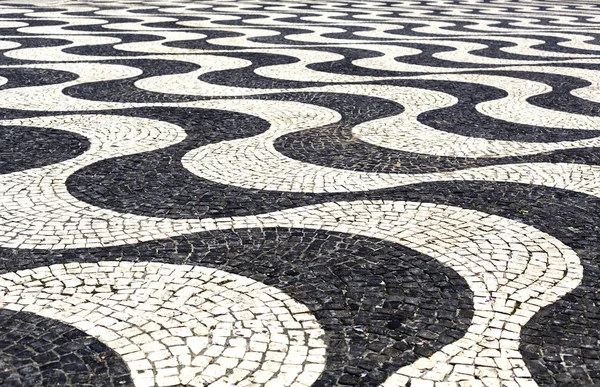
{"left": 0, "top": 0, "right": 599, "bottom": 386}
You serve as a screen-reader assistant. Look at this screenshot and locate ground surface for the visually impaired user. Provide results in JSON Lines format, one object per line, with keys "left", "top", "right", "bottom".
{"left": 0, "top": 0, "right": 599, "bottom": 386}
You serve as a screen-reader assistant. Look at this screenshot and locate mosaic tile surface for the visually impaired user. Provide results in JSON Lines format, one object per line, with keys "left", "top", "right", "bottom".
{"left": 0, "top": 0, "right": 599, "bottom": 386}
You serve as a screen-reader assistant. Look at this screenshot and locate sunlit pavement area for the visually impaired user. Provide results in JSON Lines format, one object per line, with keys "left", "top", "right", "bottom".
{"left": 0, "top": 0, "right": 599, "bottom": 386}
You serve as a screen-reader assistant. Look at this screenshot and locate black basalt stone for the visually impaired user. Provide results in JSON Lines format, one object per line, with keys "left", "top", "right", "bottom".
{"left": 0, "top": 309, "right": 133, "bottom": 387}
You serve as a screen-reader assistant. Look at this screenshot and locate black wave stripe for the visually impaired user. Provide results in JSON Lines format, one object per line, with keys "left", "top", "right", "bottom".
{"left": 420, "top": 39, "right": 561, "bottom": 68}
{"left": 325, "top": 12, "right": 400, "bottom": 22}
{"left": 366, "top": 42, "right": 495, "bottom": 70}
{"left": 161, "top": 30, "right": 248, "bottom": 51}
{"left": 198, "top": 52, "right": 332, "bottom": 89}
{"left": 247, "top": 26, "right": 347, "bottom": 46}
{"left": 63, "top": 59, "right": 201, "bottom": 103}
{"left": 262, "top": 91, "right": 600, "bottom": 173}
{"left": 64, "top": 15, "right": 213, "bottom": 32}
{"left": 64, "top": 95, "right": 600, "bottom": 220}
{"left": 115, "top": 7, "right": 168, "bottom": 15}
{"left": 0, "top": 6, "right": 67, "bottom": 16}
{"left": 168, "top": 26, "right": 325, "bottom": 49}
{"left": 61, "top": 17, "right": 144, "bottom": 32}
{"left": 0, "top": 68, "right": 78, "bottom": 89}
{"left": 500, "top": 17, "right": 560, "bottom": 27}
{"left": 55, "top": 98, "right": 408, "bottom": 220}
{"left": 0, "top": 126, "right": 89, "bottom": 174}
{"left": 438, "top": 19, "right": 536, "bottom": 32}
{"left": 367, "top": 25, "right": 442, "bottom": 38}
{"left": 0, "top": 19, "right": 68, "bottom": 35}
{"left": 521, "top": 280, "right": 600, "bottom": 385}
{"left": 492, "top": 66, "right": 600, "bottom": 116}
{"left": 320, "top": 26, "right": 395, "bottom": 42}
{"left": 62, "top": 9, "right": 127, "bottom": 17}
{"left": 10, "top": 177, "right": 600, "bottom": 384}
{"left": 274, "top": 124, "right": 600, "bottom": 174}
{"left": 0, "top": 38, "right": 75, "bottom": 67}
{"left": 0, "top": 228, "right": 474, "bottom": 386}
{"left": 524, "top": 34, "right": 600, "bottom": 55}
{"left": 63, "top": 34, "right": 166, "bottom": 57}
{"left": 306, "top": 46, "right": 426, "bottom": 78}
{"left": 237, "top": 13, "right": 308, "bottom": 25}
{"left": 391, "top": 78, "right": 600, "bottom": 142}
{"left": 272, "top": 12, "right": 339, "bottom": 23}
{"left": 307, "top": 77, "right": 600, "bottom": 143}
{"left": 323, "top": 26, "right": 420, "bottom": 43}
{"left": 140, "top": 16, "right": 220, "bottom": 29}
{"left": 66, "top": 106, "right": 301, "bottom": 219}
{"left": 393, "top": 40, "right": 554, "bottom": 70}
{"left": 185, "top": 6, "right": 224, "bottom": 12}
{"left": 392, "top": 182, "right": 600, "bottom": 387}
{"left": 464, "top": 37, "right": 584, "bottom": 61}
{"left": 201, "top": 13, "right": 274, "bottom": 26}
{"left": 0, "top": 309, "right": 133, "bottom": 387}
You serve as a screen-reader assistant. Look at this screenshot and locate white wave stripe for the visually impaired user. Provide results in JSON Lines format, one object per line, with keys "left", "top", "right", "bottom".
{"left": 0, "top": 197, "right": 582, "bottom": 385}
{"left": 0, "top": 114, "right": 189, "bottom": 249}
{"left": 20, "top": 5, "right": 100, "bottom": 18}
{"left": 1, "top": 105, "right": 600, "bottom": 251}
{"left": 4, "top": 35, "right": 123, "bottom": 62}
{"left": 15, "top": 17, "right": 109, "bottom": 35}
{"left": 0, "top": 107, "right": 595, "bottom": 247}
{"left": 4, "top": 58, "right": 598, "bottom": 159}
{"left": 0, "top": 40, "right": 20, "bottom": 50}
{"left": 481, "top": 64, "right": 600, "bottom": 105}
{"left": 418, "top": 73, "right": 600, "bottom": 130}
{"left": 527, "top": 32, "right": 600, "bottom": 52}
{"left": 0, "top": 262, "right": 326, "bottom": 387}
{"left": 2, "top": 32, "right": 211, "bottom": 61}
{"left": 343, "top": 84, "right": 600, "bottom": 158}
{"left": 0, "top": 2, "right": 596, "bottom": 385}
{"left": 113, "top": 31, "right": 210, "bottom": 54}
{"left": 100, "top": 15, "right": 179, "bottom": 31}
{"left": 0, "top": 104, "right": 586, "bottom": 385}
{"left": 256, "top": 201, "right": 583, "bottom": 387}
{"left": 0, "top": 6, "right": 33, "bottom": 15}
{"left": 0, "top": 100, "right": 340, "bottom": 249}
{"left": 0, "top": 21, "right": 27, "bottom": 28}
{"left": 177, "top": 93, "right": 600, "bottom": 195}
{"left": 251, "top": 46, "right": 419, "bottom": 83}
{"left": 0, "top": 62, "right": 143, "bottom": 111}
{"left": 240, "top": 66, "right": 600, "bottom": 132}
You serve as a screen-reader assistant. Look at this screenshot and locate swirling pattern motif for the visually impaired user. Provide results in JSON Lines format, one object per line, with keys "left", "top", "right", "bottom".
{"left": 0, "top": 0, "right": 599, "bottom": 386}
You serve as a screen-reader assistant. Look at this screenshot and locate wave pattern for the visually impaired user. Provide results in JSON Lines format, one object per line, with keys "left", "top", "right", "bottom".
{"left": 0, "top": 0, "right": 599, "bottom": 386}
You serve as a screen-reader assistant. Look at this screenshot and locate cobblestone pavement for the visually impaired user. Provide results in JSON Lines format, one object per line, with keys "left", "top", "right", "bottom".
{"left": 0, "top": 0, "right": 599, "bottom": 386}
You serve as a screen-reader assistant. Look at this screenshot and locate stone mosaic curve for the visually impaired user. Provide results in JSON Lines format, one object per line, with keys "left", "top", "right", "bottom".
{"left": 0, "top": 227, "right": 475, "bottom": 386}
{"left": 0, "top": 262, "right": 327, "bottom": 387}
{"left": 0, "top": 0, "right": 600, "bottom": 386}
{"left": 0, "top": 308, "right": 133, "bottom": 386}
